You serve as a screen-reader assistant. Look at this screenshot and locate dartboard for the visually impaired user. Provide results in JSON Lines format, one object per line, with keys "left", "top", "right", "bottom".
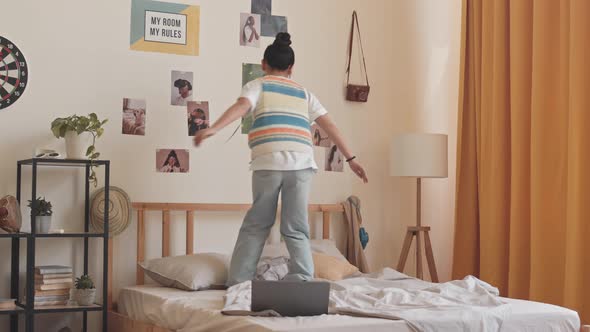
{"left": 0, "top": 36, "right": 28, "bottom": 110}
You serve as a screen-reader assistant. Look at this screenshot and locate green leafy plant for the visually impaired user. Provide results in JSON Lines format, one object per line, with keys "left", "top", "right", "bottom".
{"left": 27, "top": 197, "right": 53, "bottom": 216}
{"left": 74, "top": 275, "right": 95, "bottom": 290}
{"left": 51, "top": 113, "right": 108, "bottom": 186}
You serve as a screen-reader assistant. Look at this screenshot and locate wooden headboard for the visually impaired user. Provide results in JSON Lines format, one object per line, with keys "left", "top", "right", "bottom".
{"left": 107, "top": 202, "right": 345, "bottom": 310}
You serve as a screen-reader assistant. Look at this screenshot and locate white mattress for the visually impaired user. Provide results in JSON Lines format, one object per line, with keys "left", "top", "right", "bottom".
{"left": 118, "top": 284, "right": 580, "bottom": 332}
{"left": 118, "top": 285, "right": 411, "bottom": 332}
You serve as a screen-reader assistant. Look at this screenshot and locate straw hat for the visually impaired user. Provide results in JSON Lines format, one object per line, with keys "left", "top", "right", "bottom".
{"left": 90, "top": 187, "right": 131, "bottom": 237}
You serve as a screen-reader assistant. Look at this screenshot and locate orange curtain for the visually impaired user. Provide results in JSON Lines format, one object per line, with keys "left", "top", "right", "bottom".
{"left": 453, "top": 0, "right": 590, "bottom": 324}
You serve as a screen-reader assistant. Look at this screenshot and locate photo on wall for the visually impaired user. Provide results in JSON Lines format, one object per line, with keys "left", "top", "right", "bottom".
{"left": 241, "top": 63, "right": 265, "bottom": 134}
{"left": 325, "top": 144, "right": 344, "bottom": 172}
{"left": 156, "top": 149, "right": 189, "bottom": 173}
{"left": 122, "top": 98, "right": 146, "bottom": 136}
{"left": 240, "top": 13, "right": 261, "bottom": 47}
{"left": 242, "top": 63, "right": 265, "bottom": 86}
{"left": 171, "top": 71, "right": 194, "bottom": 106}
{"left": 187, "top": 101, "right": 210, "bottom": 136}
{"left": 130, "top": 0, "right": 200, "bottom": 56}
{"left": 251, "top": 0, "right": 272, "bottom": 16}
{"left": 311, "top": 124, "right": 332, "bottom": 148}
{"left": 261, "top": 15, "right": 288, "bottom": 37}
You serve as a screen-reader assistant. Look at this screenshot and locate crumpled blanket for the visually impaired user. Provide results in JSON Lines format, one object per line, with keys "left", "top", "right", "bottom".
{"left": 255, "top": 256, "right": 290, "bottom": 281}
{"left": 222, "top": 268, "right": 511, "bottom": 332}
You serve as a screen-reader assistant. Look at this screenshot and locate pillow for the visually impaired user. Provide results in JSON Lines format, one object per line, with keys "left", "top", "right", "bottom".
{"left": 312, "top": 252, "right": 359, "bottom": 281}
{"left": 310, "top": 239, "right": 348, "bottom": 261}
{"left": 261, "top": 239, "right": 347, "bottom": 262}
{"left": 139, "top": 253, "right": 228, "bottom": 291}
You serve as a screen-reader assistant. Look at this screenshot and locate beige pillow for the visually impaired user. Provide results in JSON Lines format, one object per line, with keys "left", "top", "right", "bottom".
{"left": 262, "top": 239, "right": 348, "bottom": 261}
{"left": 312, "top": 252, "right": 359, "bottom": 281}
{"left": 139, "top": 253, "right": 228, "bottom": 291}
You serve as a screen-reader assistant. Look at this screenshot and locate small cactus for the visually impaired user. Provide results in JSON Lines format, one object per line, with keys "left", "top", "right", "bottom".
{"left": 74, "top": 275, "right": 95, "bottom": 290}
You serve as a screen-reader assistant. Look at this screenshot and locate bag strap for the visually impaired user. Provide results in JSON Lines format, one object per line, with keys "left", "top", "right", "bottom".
{"left": 346, "top": 11, "right": 369, "bottom": 86}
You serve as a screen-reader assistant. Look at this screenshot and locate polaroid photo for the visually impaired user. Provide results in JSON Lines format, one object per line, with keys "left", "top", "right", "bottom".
{"left": 122, "top": 98, "right": 146, "bottom": 136}
{"left": 171, "top": 71, "right": 194, "bottom": 106}
{"left": 156, "top": 149, "right": 190, "bottom": 173}
{"left": 325, "top": 144, "right": 344, "bottom": 172}
{"left": 240, "top": 13, "right": 261, "bottom": 47}
{"left": 187, "top": 101, "right": 210, "bottom": 136}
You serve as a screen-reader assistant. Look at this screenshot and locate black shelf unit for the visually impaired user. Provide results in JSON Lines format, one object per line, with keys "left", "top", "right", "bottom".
{"left": 0, "top": 232, "right": 29, "bottom": 238}
{"left": 10, "top": 158, "right": 110, "bottom": 332}
{"left": 34, "top": 233, "right": 105, "bottom": 238}
{"left": 2, "top": 226, "right": 28, "bottom": 331}
{"left": 0, "top": 307, "right": 24, "bottom": 315}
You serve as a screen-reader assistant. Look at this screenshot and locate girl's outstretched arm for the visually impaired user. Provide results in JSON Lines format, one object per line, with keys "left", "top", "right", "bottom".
{"left": 315, "top": 114, "right": 368, "bottom": 183}
{"left": 194, "top": 97, "right": 251, "bottom": 146}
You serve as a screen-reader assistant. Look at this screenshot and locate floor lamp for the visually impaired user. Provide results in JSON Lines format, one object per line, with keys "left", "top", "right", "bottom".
{"left": 390, "top": 133, "right": 448, "bottom": 282}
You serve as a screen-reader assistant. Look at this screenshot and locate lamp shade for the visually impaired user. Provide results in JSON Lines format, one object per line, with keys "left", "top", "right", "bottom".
{"left": 390, "top": 133, "right": 448, "bottom": 178}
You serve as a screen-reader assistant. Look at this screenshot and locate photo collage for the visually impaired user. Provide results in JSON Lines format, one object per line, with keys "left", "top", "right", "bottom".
{"left": 122, "top": 0, "right": 341, "bottom": 174}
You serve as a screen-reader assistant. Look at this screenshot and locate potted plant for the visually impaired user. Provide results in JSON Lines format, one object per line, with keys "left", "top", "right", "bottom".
{"left": 72, "top": 275, "right": 96, "bottom": 306}
{"left": 27, "top": 197, "right": 52, "bottom": 234}
{"left": 51, "top": 113, "right": 108, "bottom": 186}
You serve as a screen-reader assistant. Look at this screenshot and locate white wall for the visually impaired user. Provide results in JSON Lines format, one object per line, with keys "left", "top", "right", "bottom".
{"left": 389, "top": 0, "right": 462, "bottom": 281}
{"left": 0, "top": 0, "right": 461, "bottom": 331}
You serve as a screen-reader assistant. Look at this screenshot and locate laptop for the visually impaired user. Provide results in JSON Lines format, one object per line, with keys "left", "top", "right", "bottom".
{"left": 251, "top": 280, "right": 330, "bottom": 317}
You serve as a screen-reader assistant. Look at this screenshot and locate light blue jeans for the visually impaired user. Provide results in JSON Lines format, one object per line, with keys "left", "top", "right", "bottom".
{"left": 227, "top": 169, "right": 315, "bottom": 286}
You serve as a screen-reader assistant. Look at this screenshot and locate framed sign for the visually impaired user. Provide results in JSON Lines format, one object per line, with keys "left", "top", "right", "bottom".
{"left": 130, "top": 0, "right": 200, "bottom": 56}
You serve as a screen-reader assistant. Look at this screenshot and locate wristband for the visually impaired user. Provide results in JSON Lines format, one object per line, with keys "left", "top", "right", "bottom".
{"left": 346, "top": 156, "right": 356, "bottom": 163}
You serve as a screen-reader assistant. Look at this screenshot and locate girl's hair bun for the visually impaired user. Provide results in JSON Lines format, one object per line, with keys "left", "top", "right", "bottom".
{"left": 264, "top": 32, "right": 295, "bottom": 70}
{"left": 273, "top": 32, "right": 292, "bottom": 47}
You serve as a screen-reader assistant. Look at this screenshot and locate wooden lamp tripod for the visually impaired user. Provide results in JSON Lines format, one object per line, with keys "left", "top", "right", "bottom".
{"left": 390, "top": 133, "right": 448, "bottom": 283}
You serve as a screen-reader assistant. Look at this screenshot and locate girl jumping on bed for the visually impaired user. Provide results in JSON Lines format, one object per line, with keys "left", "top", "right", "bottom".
{"left": 194, "top": 32, "right": 368, "bottom": 286}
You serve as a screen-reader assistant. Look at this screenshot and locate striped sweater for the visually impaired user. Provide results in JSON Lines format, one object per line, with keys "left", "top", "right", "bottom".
{"left": 248, "top": 76, "right": 313, "bottom": 159}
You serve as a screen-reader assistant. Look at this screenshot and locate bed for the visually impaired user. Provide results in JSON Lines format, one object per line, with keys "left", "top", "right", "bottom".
{"left": 106, "top": 202, "right": 584, "bottom": 332}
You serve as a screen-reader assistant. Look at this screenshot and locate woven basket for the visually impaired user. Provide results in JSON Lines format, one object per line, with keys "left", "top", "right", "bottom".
{"left": 90, "top": 187, "right": 131, "bottom": 237}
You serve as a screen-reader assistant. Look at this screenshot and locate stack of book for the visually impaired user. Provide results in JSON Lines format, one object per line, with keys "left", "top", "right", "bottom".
{"left": 33, "top": 265, "right": 73, "bottom": 307}
{"left": 0, "top": 298, "right": 16, "bottom": 310}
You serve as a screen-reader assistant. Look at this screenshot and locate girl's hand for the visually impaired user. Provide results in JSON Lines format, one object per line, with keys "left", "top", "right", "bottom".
{"left": 194, "top": 128, "right": 217, "bottom": 147}
{"left": 348, "top": 160, "right": 368, "bottom": 183}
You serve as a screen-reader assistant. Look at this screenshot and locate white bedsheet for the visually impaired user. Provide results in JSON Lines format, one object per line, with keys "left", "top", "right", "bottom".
{"left": 119, "top": 284, "right": 410, "bottom": 332}
{"left": 224, "top": 270, "right": 510, "bottom": 332}
{"left": 118, "top": 269, "right": 580, "bottom": 332}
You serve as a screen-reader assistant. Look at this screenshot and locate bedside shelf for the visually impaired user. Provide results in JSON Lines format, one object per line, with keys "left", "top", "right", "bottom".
{"left": 33, "top": 303, "right": 102, "bottom": 314}
{"left": 18, "top": 159, "right": 109, "bottom": 168}
{"left": 0, "top": 307, "right": 24, "bottom": 315}
{"left": 1, "top": 233, "right": 105, "bottom": 238}
{"left": 0, "top": 233, "right": 29, "bottom": 238}
{"left": 34, "top": 233, "right": 105, "bottom": 238}
{"left": 13, "top": 158, "right": 111, "bottom": 332}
